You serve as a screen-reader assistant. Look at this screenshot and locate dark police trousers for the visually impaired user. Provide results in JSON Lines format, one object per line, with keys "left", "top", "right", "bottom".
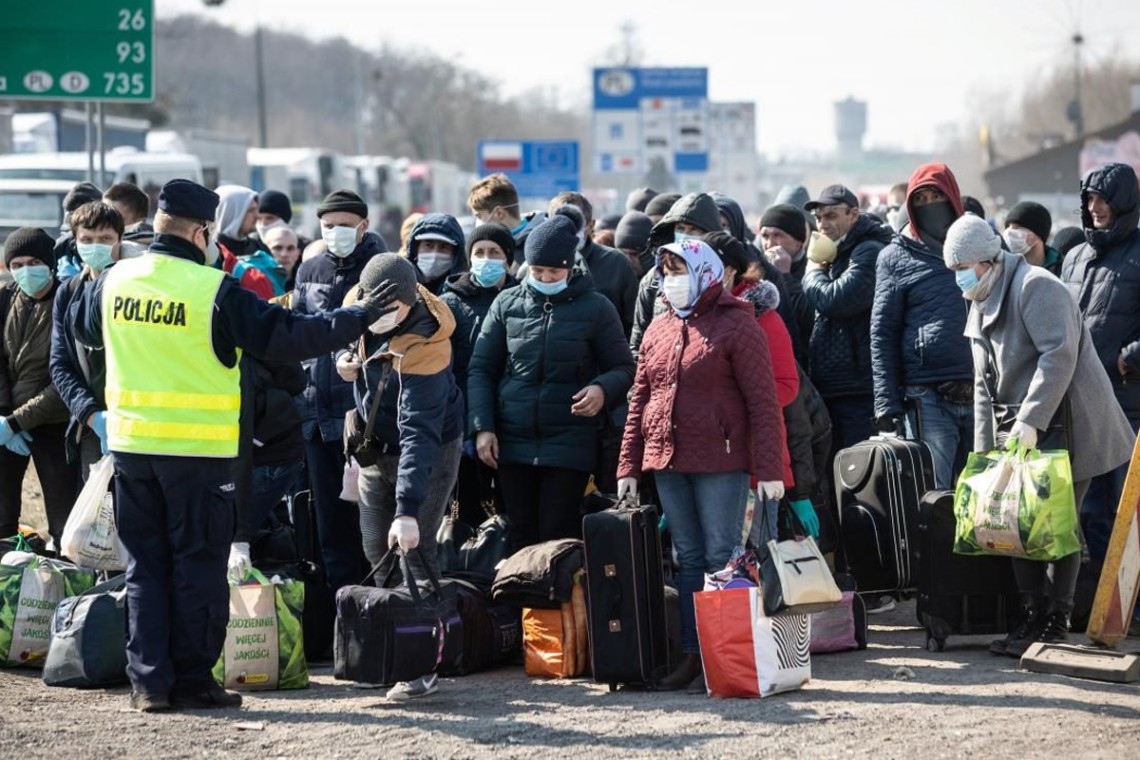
{"left": 113, "top": 452, "right": 235, "bottom": 698}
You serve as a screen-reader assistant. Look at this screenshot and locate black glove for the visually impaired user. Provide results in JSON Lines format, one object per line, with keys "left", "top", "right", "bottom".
{"left": 876, "top": 415, "right": 904, "bottom": 436}
{"left": 356, "top": 279, "right": 401, "bottom": 322}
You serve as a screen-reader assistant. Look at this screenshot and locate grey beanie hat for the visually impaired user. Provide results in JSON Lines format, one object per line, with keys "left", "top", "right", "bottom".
{"left": 358, "top": 253, "right": 419, "bottom": 305}
{"left": 943, "top": 213, "right": 1002, "bottom": 268}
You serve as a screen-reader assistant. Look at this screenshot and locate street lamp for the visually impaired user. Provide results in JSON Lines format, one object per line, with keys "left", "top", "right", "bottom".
{"left": 201, "top": 0, "right": 268, "bottom": 147}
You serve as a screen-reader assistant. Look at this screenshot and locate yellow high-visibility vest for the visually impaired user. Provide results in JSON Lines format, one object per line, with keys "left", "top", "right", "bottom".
{"left": 102, "top": 254, "right": 241, "bottom": 457}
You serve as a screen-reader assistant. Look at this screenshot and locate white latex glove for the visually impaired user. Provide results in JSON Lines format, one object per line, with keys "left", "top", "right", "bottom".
{"left": 388, "top": 516, "right": 420, "bottom": 551}
{"left": 617, "top": 477, "right": 639, "bottom": 502}
{"left": 1011, "top": 421, "right": 1038, "bottom": 450}
{"left": 758, "top": 481, "right": 785, "bottom": 501}
{"left": 227, "top": 542, "right": 251, "bottom": 584}
{"left": 336, "top": 352, "right": 362, "bottom": 382}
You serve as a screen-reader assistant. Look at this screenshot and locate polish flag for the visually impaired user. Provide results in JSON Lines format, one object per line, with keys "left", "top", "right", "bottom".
{"left": 482, "top": 143, "right": 522, "bottom": 171}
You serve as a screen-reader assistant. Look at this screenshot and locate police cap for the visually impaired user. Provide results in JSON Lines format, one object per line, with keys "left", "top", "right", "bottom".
{"left": 158, "top": 179, "right": 220, "bottom": 222}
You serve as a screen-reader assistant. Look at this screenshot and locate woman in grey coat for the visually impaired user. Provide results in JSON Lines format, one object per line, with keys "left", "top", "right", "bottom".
{"left": 942, "top": 214, "right": 1135, "bottom": 657}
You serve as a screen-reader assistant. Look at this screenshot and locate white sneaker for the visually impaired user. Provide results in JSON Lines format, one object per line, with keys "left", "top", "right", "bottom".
{"left": 385, "top": 673, "right": 439, "bottom": 701}
{"left": 865, "top": 595, "right": 897, "bottom": 615}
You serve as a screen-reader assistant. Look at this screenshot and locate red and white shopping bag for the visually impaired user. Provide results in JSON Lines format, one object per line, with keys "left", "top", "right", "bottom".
{"left": 694, "top": 586, "right": 811, "bottom": 698}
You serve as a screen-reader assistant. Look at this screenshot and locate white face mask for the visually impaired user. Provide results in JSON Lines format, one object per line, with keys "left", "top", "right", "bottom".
{"left": 256, "top": 219, "right": 288, "bottom": 240}
{"left": 322, "top": 224, "right": 360, "bottom": 257}
{"left": 416, "top": 252, "right": 453, "bottom": 280}
{"left": 368, "top": 309, "right": 402, "bottom": 334}
{"left": 661, "top": 274, "right": 691, "bottom": 310}
{"left": 1005, "top": 228, "right": 1030, "bottom": 255}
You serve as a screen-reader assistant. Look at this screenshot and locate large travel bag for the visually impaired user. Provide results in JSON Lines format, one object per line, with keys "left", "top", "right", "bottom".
{"left": 491, "top": 538, "right": 583, "bottom": 609}
{"left": 334, "top": 549, "right": 462, "bottom": 686}
{"left": 582, "top": 502, "right": 669, "bottom": 690}
{"left": 916, "top": 489, "right": 1021, "bottom": 651}
{"left": 42, "top": 574, "right": 128, "bottom": 688}
{"left": 440, "top": 578, "right": 521, "bottom": 676}
{"left": 523, "top": 570, "right": 589, "bottom": 678}
{"left": 834, "top": 435, "right": 934, "bottom": 593}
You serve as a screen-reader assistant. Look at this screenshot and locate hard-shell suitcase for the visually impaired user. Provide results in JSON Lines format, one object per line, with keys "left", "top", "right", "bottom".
{"left": 582, "top": 503, "right": 668, "bottom": 690}
{"left": 42, "top": 575, "right": 128, "bottom": 688}
{"left": 916, "top": 490, "right": 1021, "bottom": 651}
{"left": 834, "top": 435, "right": 934, "bottom": 593}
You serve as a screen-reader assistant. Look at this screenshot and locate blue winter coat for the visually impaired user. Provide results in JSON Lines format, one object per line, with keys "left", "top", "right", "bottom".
{"left": 801, "top": 214, "right": 891, "bottom": 399}
{"left": 871, "top": 229, "right": 974, "bottom": 420}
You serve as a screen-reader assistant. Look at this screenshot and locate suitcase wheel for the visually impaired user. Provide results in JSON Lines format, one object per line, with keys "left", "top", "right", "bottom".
{"left": 926, "top": 635, "right": 946, "bottom": 653}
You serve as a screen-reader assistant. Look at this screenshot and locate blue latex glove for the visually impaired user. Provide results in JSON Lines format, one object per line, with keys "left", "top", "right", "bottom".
{"left": 0, "top": 418, "right": 15, "bottom": 448}
{"left": 56, "top": 257, "right": 82, "bottom": 281}
{"left": 91, "top": 412, "right": 108, "bottom": 455}
{"left": 6, "top": 431, "right": 32, "bottom": 457}
{"left": 789, "top": 499, "right": 820, "bottom": 539}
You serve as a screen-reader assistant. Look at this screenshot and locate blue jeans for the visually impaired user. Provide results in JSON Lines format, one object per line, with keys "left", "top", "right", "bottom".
{"left": 249, "top": 462, "right": 305, "bottom": 537}
{"left": 904, "top": 385, "right": 973, "bottom": 490}
{"left": 655, "top": 470, "right": 749, "bottom": 654}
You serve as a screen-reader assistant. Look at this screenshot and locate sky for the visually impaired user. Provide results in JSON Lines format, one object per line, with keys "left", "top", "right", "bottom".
{"left": 163, "top": 0, "right": 1140, "bottom": 157}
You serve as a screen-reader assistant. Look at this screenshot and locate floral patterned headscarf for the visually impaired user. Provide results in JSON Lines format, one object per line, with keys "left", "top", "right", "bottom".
{"left": 654, "top": 239, "right": 725, "bottom": 318}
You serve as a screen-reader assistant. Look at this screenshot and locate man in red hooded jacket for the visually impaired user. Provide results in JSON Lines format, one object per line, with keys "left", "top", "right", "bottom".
{"left": 870, "top": 163, "right": 976, "bottom": 490}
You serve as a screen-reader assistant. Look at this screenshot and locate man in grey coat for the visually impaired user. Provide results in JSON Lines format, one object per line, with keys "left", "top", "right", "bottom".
{"left": 945, "top": 214, "right": 1135, "bottom": 654}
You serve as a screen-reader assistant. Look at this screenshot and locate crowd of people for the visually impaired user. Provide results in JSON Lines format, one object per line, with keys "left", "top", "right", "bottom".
{"left": 1, "top": 157, "right": 1138, "bottom": 708}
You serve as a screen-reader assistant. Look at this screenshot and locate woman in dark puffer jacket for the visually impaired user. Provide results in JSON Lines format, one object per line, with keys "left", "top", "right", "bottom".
{"left": 617, "top": 238, "right": 785, "bottom": 690}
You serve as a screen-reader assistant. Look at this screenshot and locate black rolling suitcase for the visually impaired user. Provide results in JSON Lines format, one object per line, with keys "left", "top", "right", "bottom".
{"left": 834, "top": 435, "right": 934, "bottom": 594}
{"left": 582, "top": 502, "right": 669, "bottom": 690}
{"left": 915, "top": 490, "right": 1021, "bottom": 651}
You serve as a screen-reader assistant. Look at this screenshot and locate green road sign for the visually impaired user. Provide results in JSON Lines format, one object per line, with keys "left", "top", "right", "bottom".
{"left": 0, "top": 1, "right": 154, "bottom": 102}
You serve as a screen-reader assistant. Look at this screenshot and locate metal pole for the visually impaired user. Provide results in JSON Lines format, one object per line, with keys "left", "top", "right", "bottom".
{"left": 255, "top": 24, "right": 268, "bottom": 147}
{"left": 85, "top": 102, "right": 95, "bottom": 182}
{"left": 97, "top": 102, "right": 106, "bottom": 187}
{"left": 1073, "top": 33, "right": 1085, "bottom": 139}
{"left": 353, "top": 49, "right": 365, "bottom": 155}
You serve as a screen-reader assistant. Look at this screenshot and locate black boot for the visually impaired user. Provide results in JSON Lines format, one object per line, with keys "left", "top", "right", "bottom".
{"left": 1036, "top": 609, "right": 1070, "bottom": 645}
{"left": 658, "top": 653, "right": 702, "bottom": 691}
{"left": 990, "top": 597, "right": 1043, "bottom": 657}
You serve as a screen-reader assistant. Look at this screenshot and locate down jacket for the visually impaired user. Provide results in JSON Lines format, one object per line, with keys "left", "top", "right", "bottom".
{"left": 1060, "top": 162, "right": 1140, "bottom": 419}
{"left": 801, "top": 213, "right": 891, "bottom": 399}
{"left": 0, "top": 281, "right": 70, "bottom": 432}
{"left": 292, "top": 230, "right": 385, "bottom": 442}
{"left": 618, "top": 283, "right": 785, "bottom": 483}
{"left": 467, "top": 272, "right": 635, "bottom": 474}
{"left": 439, "top": 270, "right": 518, "bottom": 403}
{"left": 871, "top": 229, "right": 974, "bottom": 420}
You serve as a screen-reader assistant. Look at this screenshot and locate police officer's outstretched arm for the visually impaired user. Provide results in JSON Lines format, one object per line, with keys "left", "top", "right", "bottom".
{"left": 216, "top": 278, "right": 400, "bottom": 362}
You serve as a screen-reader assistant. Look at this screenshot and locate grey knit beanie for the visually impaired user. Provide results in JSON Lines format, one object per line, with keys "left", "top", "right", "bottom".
{"left": 358, "top": 253, "right": 419, "bottom": 305}
{"left": 943, "top": 213, "right": 1002, "bottom": 268}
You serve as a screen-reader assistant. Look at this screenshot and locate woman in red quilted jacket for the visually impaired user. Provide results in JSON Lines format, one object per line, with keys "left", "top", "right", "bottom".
{"left": 617, "top": 238, "right": 786, "bottom": 690}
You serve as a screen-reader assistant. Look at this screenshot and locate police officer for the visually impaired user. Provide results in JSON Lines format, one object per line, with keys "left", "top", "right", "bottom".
{"left": 74, "top": 180, "right": 398, "bottom": 712}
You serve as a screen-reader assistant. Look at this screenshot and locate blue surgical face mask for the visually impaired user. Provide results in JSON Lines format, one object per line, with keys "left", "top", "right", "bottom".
{"left": 528, "top": 274, "right": 568, "bottom": 297}
{"left": 76, "top": 242, "right": 115, "bottom": 272}
{"left": 470, "top": 257, "right": 506, "bottom": 288}
{"left": 675, "top": 232, "right": 700, "bottom": 244}
{"left": 12, "top": 264, "right": 53, "bottom": 297}
{"left": 955, "top": 267, "right": 979, "bottom": 293}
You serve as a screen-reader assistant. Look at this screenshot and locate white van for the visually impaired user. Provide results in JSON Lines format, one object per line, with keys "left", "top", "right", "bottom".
{"left": 0, "top": 178, "right": 74, "bottom": 244}
{"left": 248, "top": 148, "right": 351, "bottom": 238}
{"left": 0, "top": 150, "right": 203, "bottom": 215}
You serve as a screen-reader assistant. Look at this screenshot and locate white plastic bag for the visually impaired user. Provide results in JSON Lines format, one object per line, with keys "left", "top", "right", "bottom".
{"left": 60, "top": 456, "right": 128, "bottom": 571}
{"left": 339, "top": 460, "right": 361, "bottom": 503}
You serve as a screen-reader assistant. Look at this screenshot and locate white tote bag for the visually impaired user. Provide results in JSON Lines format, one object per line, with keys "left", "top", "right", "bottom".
{"left": 60, "top": 456, "right": 128, "bottom": 571}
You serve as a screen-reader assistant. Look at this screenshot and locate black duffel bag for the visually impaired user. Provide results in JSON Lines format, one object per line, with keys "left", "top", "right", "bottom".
{"left": 334, "top": 548, "right": 462, "bottom": 686}
{"left": 43, "top": 575, "right": 128, "bottom": 688}
{"left": 439, "top": 578, "right": 521, "bottom": 676}
{"left": 438, "top": 514, "right": 510, "bottom": 591}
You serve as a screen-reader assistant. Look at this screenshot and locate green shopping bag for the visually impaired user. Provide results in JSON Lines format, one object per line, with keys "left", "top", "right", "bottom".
{"left": 953, "top": 441, "right": 1081, "bottom": 561}
{"left": 213, "top": 568, "right": 308, "bottom": 690}
{"left": 0, "top": 543, "right": 96, "bottom": 668}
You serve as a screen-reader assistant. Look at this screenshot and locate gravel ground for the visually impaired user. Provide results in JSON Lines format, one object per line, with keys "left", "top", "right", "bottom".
{"left": 8, "top": 471, "right": 1140, "bottom": 758}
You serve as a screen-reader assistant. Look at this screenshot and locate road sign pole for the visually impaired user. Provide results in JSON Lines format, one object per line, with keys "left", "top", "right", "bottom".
{"left": 85, "top": 101, "right": 94, "bottom": 182}
{"left": 97, "top": 101, "right": 106, "bottom": 185}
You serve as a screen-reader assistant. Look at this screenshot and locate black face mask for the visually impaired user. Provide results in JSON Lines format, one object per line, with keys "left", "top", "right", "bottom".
{"left": 912, "top": 200, "right": 957, "bottom": 245}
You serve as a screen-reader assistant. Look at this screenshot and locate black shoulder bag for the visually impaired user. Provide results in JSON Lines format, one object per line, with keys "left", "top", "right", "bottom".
{"left": 343, "top": 352, "right": 393, "bottom": 467}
